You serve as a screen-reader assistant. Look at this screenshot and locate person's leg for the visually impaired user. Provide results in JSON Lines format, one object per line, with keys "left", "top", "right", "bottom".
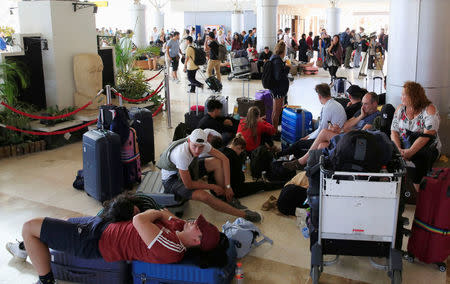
{"left": 214, "top": 60, "right": 221, "bottom": 81}
{"left": 345, "top": 46, "right": 352, "bottom": 68}
{"left": 271, "top": 97, "right": 284, "bottom": 130}
{"left": 187, "top": 70, "right": 196, "bottom": 92}
{"left": 172, "top": 57, "right": 179, "bottom": 80}
{"left": 354, "top": 47, "right": 361, "bottom": 67}
{"left": 204, "top": 157, "right": 225, "bottom": 188}
{"left": 410, "top": 146, "right": 438, "bottom": 191}
{"left": 192, "top": 190, "right": 246, "bottom": 218}
{"left": 298, "top": 129, "right": 337, "bottom": 165}
{"left": 192, "top": 69, "right": 203, "bottom": 87}
{"left": 277, "top": 138, "right": 315, "bottom": 158}
{"left": 22, "top": 218, "right": 51, "bottom": 276}
{"left": 206, "top": 59, "right": 214, "bottom": 78}
{"left": 257, "top": 61, "right": 263, "bottom": 74}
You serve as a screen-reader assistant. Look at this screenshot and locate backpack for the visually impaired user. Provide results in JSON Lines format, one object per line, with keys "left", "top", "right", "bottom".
{"left": 218, "top": 44, "right": 227, "bottom": 61}
{"left": 121, "top": 128, "right": 142, "bottom": 188}
{"left": 267, "top": 161, "right": 296, "bottom": 183}
{"left": 172, "top": 122, "right": 189, "bottom": 141}
{"left": 261, "top": 60, "right": 275, "bottom": 90}
{"left": 312, "top": 35, "right": 320, "bottom": 51}
{"left": 330, "top": 130, "right": 392, "bottom": 172}
{"left": 376, "top": 104, "right": 395, "bottom": 136}
{"left": 190, "top": 46, "right": 207, "bottom": 66}
{"left": 222, "top": 218, "right": 273, "bottom": 258}
{"left": 250, "top": 145, "right": 273, "bottom": 180}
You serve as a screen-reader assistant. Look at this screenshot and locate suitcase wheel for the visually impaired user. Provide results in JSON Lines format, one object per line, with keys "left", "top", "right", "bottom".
{"left": 405, "top": 254, "right": 414, "bottom": 263}
{"left": 437, "top": 263, "right": 446, "bottom": 272}
{"left": 310, "top": 265, "right": 320, "bottom": 284}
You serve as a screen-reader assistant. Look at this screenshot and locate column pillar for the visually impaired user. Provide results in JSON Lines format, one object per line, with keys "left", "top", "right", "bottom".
{"left": 151, "top": 7, "right": 164, "bottom": 30}
{"left": 231, "top": 11, "right": 244, "bottom": 35}
{"left": 326, "top": 7, "right": 341, "bottom": 37}
{"left": 130, "top": 3, "right": 147, "bottom": 48}
{"left": 387, "top": 0, "right": 450, "bottom": 154}
{"left": 256, "top": 0, "right": 278, "bottom": 52}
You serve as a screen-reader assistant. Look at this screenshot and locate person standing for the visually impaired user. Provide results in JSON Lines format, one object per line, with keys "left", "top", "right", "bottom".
{"left": 283, "top": 28, "right": 293, "bottom": 57}
{"left": 205, "top": 32, "right": 221, "bottom": 82}
{"left": 306, "top": 32, "right": 313, "bottom": 50}
{"left": 298, "top": 34, "right": 309, "bottom": 62}
{"left": 353, "top": 27, "right": 365, "bottom": 68}
{"left": 166, "top": 31, "right": 182, "bottom": 83}
{"left": 231, "top": 33, "right": 242, "bottom": 51}
{"left": 340, "top": 28, "right": 352, "bottom": 69}
{"left": 269, "top": 41, "right": 291, "bottom": 137}
{"left": 184, "top": 36, "right": 203, "bottom": 93}
{"left": 326, "top": 35, "right": 343, "bottom": 80}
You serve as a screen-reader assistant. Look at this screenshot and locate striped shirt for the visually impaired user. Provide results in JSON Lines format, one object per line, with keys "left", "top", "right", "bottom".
{"left": 99, "top": 218, "right": 186, "bottom": 263}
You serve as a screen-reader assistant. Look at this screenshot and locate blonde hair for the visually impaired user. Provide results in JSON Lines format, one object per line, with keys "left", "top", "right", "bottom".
{"left": 244, "top": 107, "right": 260, "bottom": 140}
{"left": 274, "top": 41, "right": 286, "bottom": 56}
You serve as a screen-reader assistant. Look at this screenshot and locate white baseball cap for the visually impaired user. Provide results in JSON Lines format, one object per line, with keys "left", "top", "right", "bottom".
{"left": 189, "top": 129, "right": 208, "bottom": 146}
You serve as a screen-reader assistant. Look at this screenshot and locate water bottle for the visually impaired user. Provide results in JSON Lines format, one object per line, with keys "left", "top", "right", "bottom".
{"left": 235, "top": 262, "right": 244, "bottom": 284}
{"left": 380, "top": 165, "right": 389, "bottom": 182}
{"left": 245, "top": 157, "right": 251, "bottom": 173}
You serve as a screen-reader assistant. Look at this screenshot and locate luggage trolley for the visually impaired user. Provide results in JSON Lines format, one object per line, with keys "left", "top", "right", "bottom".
{"left": 309, "top": 155, "right": 406, "bottom": 284}
{"left": 227, "top": 53, "right": 251, "bottom": 81}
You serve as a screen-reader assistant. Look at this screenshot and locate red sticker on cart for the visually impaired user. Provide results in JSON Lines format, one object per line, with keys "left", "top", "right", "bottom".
{"left": 352, "top": 229, "right": 365, "bottom": 233}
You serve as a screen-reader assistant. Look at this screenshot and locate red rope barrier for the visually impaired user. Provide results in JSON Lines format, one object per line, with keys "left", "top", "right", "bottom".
{"left": 114, "top": 81, "right": 164, "bottom": 103}
{"left": 144, "top": 69, "right": 163, "bottom": 82}
{"left": 1, "top": 101, "right": 93, "bottom": 120}
{"left": 4, "top": 119, "right": 98, "bottom": 136}
{"left": 152, "top": 103, "right": 164, "bottom": 117}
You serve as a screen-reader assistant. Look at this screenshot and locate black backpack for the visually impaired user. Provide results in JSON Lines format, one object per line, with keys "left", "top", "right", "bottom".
{"left": 378, "top": 104, "right": 395, "bottom": 136}
{"left": 267, "top": 161, "right": 296, "bottom": 183}
{"left": 250, "top": 145, "right": 273, "bottom": 179}
{"left": 190, "top": 46, "right": 207, "bottom": 66}
{"left": 330, "top": 130, "right": 385, "bottom": 173}
{"left": 261, "top": 60, "right": 274, "bottom": 90}
{"left": 312, "top": 36, "right": 320, "bottom": 51}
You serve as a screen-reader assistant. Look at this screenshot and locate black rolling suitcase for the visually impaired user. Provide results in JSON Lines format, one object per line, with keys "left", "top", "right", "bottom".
{"left": 129, "top": 107, "right": 155, "bottom": 165}
{"left": 205, "top": 76, "right": 222, "bottom": 92}
{"left": 82, "top": 129, "right": 123, "bottom": 202}
{"left": 184, "top": 89, "right": 204, "bottom": 133}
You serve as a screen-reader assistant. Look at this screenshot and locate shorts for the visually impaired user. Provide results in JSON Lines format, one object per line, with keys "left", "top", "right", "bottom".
{"left": 270, "top": 90, "right": 287, "bottom": 99}
{"left": 40, "top": 216, "right": 108, "bottom": 259}
{"left": 171, "top": 56, "right": 179, "bottom": 71}
{"left": 162, "top": 159, "right": 208, "bottom": 200}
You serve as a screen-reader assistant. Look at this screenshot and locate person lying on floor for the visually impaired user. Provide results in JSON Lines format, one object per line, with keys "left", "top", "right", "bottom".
{"left": 237, "top": 106, "right": 276, "bottom": 154}
{"left": 275, "top": 83, "right": 347, "bottom": 159}
{"left": 209, "top": 135, "right": 283, "bottom": 198}
{"left": 156, "top": 129, "right": 262, "bottom": 223}
{"left": 16, "top": 193, "right": 221, "bottom": 284}
{"left": 282, "top": 92, "right": 381, "bottom": 170}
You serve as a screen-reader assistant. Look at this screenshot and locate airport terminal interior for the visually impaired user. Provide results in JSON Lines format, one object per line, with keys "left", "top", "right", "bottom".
{"left": 0, "top": 0, "right": 449, "bottom": 283}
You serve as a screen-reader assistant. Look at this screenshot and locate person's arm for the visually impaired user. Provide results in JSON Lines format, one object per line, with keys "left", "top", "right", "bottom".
{"left": 391, "top": 130, "right": 402, "bottom": 151}
{"left": 132, "top": 209, "right": 165, "bottom": 246}
{"left": 390, "top": 105, "right": 403, "bottom": 150}
{"left": 342, "top": 109, "right": 365, "bottom": 132}
{"left": 178, "top": 169, "right": 224, "bottom": 194}
{"left": 207, "top": 147, "right": 233, "bottom": 201}
{"left": 165, "top": 42, "right": 170, "bottom": 59}
{"left": 259, "top": 119, "right": 276, "bottom": 136}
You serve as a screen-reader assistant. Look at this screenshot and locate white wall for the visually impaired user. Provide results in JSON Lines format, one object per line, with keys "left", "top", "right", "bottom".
{"left": 18, "top": 1, "right": 97, "bottom": 108}
{"left": 183, "top": 10, "right": 256, "bottom": 34}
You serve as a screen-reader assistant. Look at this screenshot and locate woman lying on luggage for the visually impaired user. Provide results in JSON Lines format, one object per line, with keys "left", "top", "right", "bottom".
{"left": 237, "top": 106, "right": 276, "bottom": 153}
{"left": 390, "top": 81, "right": 441, "bottom": 191}
{"left": 18, "top": 193, "right": 220, "bottom": 284}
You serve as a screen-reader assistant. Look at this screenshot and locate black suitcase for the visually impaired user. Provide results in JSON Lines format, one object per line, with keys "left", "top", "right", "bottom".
{"left": 236, "top": 79, "right": 265, "bottom": 117}
{"left": 205, "top": 76, "right": 222, "bottom": 92}
{"left": 184, "top": 89, "right": 204, "bottom": 132}
{"left": 82, "top": 129, "right": 124, "bottom": 202}
{"left": 129, "top": 107, "right": 155, "bottom": 165}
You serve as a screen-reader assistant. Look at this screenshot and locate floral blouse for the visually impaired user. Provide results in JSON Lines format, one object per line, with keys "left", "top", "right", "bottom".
{"left": 391, "top": 105, "right": 441, "bottom": 152}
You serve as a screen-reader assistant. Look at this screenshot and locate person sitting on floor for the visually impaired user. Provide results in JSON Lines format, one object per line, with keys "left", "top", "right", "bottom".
{"left": 17, "top": 192, "right": 221, "bottom": 284}
{"left": 282, "top": 92, "right": 381, "bottom": 170}
{"left": 275, "top": 83, "right": 347, "bottom": 159}
{"left": 237, "top": 106, "right": 276, "bottom": 153}
{"left": 156, "top": 129, "right": 262, "bottom": 222}
{"left": 198, "top": 99, "right": 236, "bottom": 145}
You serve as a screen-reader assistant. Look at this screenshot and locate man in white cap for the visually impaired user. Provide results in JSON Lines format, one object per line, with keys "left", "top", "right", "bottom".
{"left": 156, "top": 129, "right": 262, "bottom": 222}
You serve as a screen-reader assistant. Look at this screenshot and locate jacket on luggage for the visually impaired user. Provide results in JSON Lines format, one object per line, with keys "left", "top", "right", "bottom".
{"left": 269, "top": 54, "right": 290, "bottom": 97}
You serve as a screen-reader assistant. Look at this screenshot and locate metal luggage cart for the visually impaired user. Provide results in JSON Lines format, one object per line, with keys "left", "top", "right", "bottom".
{"left": 309, "top": 155, "right": 407, "bottom": 284}
{"left": 227, "top": 53, "right": 251, "bottom": 81}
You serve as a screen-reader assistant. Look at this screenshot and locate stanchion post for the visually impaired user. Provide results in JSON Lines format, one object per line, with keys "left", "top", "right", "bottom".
{"left": 164, "top": 66, "right": 172, "bottom": 128}
{"left": 105, "top": 85, "right": 111, "bottom": 104}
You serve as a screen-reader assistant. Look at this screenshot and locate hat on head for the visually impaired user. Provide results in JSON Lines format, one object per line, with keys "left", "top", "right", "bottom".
{"left": 196, "top": 214, "right": 220, "bottom": 251}
{"left": 189, "top": 129, "right": 208, "bottom": 146}
{"left": 346, "top": 85, "right": 365, "bottom": 100}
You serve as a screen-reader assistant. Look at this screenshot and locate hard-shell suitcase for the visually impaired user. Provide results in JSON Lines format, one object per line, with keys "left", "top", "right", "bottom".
{"left": 184, "top": 89, "right": 204, "bottom": 133}
{"left": 236, "top": 79, "right": 265, "bottom": 117}
{"left": 255, "top": 90, "right": 273, "bottom": 124}
{"left": 129, "top": 107, "right": 155, "bottom": 165}
{"left": 281, "top": 107, "right": 313, "bottom": 147}
{"left": 332, "top": 77, "right": 351, "bottom": 97}
{"left": 407, "top": 168, "right": 450, "bottom": 271}
{"left": 132, "top": 238, "right": 237, "bottom": 284}
{"left": 205, "top": 95, "right": 229, "bottom": 116}
{"left": 136, "top": 171, "right": 187, "bottom": 217}
{"left": 83, "top": 129, "right": 123, "bottom": 202}
{"left": 205, "top": 76, "right": 222, "bottom": 92}
{"left": 50, "top": 216, "right": 131, "bottom": 284}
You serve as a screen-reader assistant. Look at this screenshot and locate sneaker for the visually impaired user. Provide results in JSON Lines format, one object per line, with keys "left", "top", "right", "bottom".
{"left": 261, "top": 195, "right": 278, "bottom": 211}
{"left": 174, "top": 79, "right": 181, "bottom": 84}
{"left": 282, "top": 159, "right": 304, "bottom": 171}
{"left": 229, "top": 197, "right": 248, "bottom": 210}
{"left": 6, "top": 241, "right": 27, "bottom": 260}
{"left": 244, "top": 210, "right": 262, "bottom": 223}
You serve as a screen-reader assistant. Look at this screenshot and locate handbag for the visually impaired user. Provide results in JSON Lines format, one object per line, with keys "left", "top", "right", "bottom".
{"left": 402, "top": 130, "right": 435, "bottom": 149}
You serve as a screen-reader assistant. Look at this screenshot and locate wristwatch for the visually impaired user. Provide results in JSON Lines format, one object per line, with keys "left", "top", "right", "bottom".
{"left": 226, "top": 184, "right": 231, "bottom": 189}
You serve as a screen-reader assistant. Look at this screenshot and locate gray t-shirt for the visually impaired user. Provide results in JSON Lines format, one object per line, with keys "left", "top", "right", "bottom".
{"left": 166, "top": 39, "right": 180, "bottom": 58}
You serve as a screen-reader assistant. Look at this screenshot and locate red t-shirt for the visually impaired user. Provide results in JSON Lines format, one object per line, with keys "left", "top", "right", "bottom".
{"left": 237, "top": 119, "right": 276, "bottom": 151}
{"left": 306, "top": 36, "right": 313, "bottom": 49}
{"left": 99, "top": 217, "right": 186, "bottom": 263}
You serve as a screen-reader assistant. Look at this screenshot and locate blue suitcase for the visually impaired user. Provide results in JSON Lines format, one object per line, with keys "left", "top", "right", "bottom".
{"left": 50, "top": 249, "right": 131, "bottom": 284}
{"left": 132, "top": 239, "right": 237, "bottom": 284}
{"left": 83, "top": 129, "right": 124, "bottom": 202}
{"left": 281, "top": 107, "right": 313, "bottom": 148}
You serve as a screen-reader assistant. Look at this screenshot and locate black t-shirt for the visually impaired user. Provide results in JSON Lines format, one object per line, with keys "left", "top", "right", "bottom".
{"left": 345, "top": 102, "right": 362, "bottom": 120}
{"left": 198, "top": 114, "right": 224, "bottom": 133}
{"left": 209, "top": 41, "right": 219, "bottom": 60}
{"left": 220, "top": 147, "right": 245, "bottom": 188}
{"left": 259, "top": 51, "right": 272, "bottom": 61}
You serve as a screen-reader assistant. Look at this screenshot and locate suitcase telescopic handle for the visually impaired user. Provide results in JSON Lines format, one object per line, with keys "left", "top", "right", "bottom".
{"left": 105, "top": 85, "right": 112, "bottom": 105}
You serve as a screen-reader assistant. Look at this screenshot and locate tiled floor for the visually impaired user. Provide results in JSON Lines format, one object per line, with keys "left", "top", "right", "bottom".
{"left": 0, "top": 67, "right": 447, "bottom": 284}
